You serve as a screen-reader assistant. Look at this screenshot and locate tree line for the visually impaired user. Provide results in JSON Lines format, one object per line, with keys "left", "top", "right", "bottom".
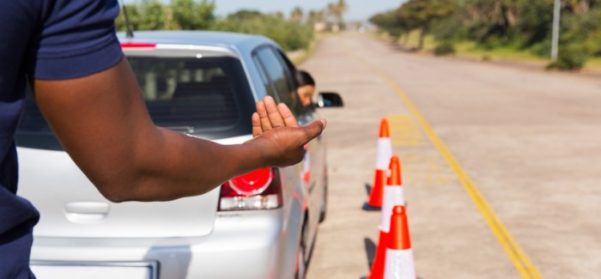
{"left": 115, "top": 0, "right": 348, "bottom": 51}
{"left": 370, "top": 0, "right": 601, "bottom": 69}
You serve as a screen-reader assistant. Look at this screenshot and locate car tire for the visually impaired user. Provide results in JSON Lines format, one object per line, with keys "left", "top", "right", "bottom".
{"left": 319, "top": 181, "right": 328, "bottom": 223}
{"left": 295, "top": 223, "right": 309, "bottom": 279}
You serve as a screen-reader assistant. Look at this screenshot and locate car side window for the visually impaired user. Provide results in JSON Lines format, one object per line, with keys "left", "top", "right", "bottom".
{"left": 254, "top": 47, "right": 297, "bottom": 109}
{"left": 252, "top": 53, "right": 276, "bottom": 99}
{"left": 274, "top": 49, "right": 298, "bottom": 86}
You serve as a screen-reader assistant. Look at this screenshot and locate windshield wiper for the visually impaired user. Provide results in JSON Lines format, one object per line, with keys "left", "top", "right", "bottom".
{"left": 163, "top": 126, "right": 195, "bottom": 134}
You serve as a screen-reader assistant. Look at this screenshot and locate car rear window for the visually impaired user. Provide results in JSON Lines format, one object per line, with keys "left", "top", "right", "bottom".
{"left": 16, "top": 56, "right": 254, "bottom": 151}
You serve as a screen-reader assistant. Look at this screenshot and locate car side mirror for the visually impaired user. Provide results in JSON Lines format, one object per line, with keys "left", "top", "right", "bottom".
{"left": 317, "top": 92, "right": 344, "bottom": 108}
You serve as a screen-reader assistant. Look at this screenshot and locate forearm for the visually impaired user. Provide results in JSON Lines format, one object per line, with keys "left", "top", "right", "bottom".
{"left": 117, "top": 128, "right": 264, "bottom": 202}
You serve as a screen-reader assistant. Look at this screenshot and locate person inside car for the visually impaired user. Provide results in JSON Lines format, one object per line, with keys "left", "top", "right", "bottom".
{"left": 0, "top": 1, "right": 325, "bottom": 277}
{"left": 295, "top": 70, "right": 317, "bottom": 108}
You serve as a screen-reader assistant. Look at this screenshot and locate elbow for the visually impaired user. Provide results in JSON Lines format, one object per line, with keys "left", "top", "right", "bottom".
{"left": 96, "top": 181, "right": 137, "bottom": 203}
{"left": 95, "top": 176, "right": 168, "bottom": 203}
{"left": 99, "top": 187, "right": 130, "bottom": 203}
{"left": 104, "top": 192, "right": 128, "bottom": 203}
{"left": 89, "top": 162, "right": 156, "bottom": 203}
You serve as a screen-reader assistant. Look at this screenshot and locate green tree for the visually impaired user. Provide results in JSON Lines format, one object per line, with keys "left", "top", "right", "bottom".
{"left": 397, "top": 0, "right": 455, "bottom": 49}
{"left": 291, "top": 6, "right": 304, "bottom": 23}
{"left": 326, "top": 0, "right": 348, "bottom": 29}
{"left": 212, "top": 10, "right": 314, "bottom": 51}
{"left": 369, "top": 0, "right": 601, "bottom": 70}
{"left": 227, "top": 10, "right": 263, "bottom": 20}
{"left": 370, "top": 10, "right": 408, "bottom": 39}
{"left": 138, "top": 0, "right": 167, "bottom": 30}
{"left": 115, "top": 4, "right": 141, "bottom": 32}
{"left": 307, "top": 9, "right": 325, "bottom": 26}
{"left": 171, "top": 0, "right": 215, "bottom": 30}
{"left": 335, "top": 0, "right": 348, "bottom": 26}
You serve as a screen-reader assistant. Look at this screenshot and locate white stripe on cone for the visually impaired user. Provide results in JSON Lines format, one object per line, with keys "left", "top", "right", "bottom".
{"left": 384, "top": 249, "right": 416, "bottom": 279}
{"left": 376, "top": 138, "right": 392, "bottom": 170}
{"left": 379, "top": 186, "right": 405, "bottom": 232}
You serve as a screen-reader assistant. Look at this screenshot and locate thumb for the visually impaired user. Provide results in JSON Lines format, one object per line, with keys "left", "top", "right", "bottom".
{"left": 300, "top": 119, "right": 327, "bottom": 143}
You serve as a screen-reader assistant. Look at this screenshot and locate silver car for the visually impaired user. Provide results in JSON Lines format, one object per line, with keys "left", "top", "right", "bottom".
{"left": 17, "top": 31, "right": 341, "bottom": 279}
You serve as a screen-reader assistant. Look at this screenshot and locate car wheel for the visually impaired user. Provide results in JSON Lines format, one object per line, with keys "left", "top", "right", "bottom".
{"left": 295, "top": 224, "right": 308, "bottom": 279}
{"left": 319, "top": 183, "right": 328, "bottom": 223}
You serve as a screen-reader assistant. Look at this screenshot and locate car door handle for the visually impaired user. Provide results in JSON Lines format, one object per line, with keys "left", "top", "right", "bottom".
{"left": 64, "top": 201, "right": 110, "bottom": 224}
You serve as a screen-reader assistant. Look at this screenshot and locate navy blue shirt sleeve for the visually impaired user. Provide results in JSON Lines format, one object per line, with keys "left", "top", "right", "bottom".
{"left": 33, "top": 0, "right": 124, "bottom": 79}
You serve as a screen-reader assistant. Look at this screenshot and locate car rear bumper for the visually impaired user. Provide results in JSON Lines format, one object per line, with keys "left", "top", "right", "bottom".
{"left": 31, "top": 209, "right": 288, "bottom": 279}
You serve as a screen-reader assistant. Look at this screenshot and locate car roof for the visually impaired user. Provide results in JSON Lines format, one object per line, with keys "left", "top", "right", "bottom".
{"left": 117, "top": 31, "right": 277, "bottom": 52}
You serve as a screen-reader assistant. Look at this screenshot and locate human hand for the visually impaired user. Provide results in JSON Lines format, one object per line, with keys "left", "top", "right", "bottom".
{"left": 252, "top": 96, "right": 299, "bottom": 136}
{"left": 249, "top": 96, "right": 326, "bottom": 167}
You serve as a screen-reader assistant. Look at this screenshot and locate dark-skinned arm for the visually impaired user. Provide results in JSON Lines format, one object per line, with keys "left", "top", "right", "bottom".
{"left": 34, "top": 58, "right": 325, "bottom": 202}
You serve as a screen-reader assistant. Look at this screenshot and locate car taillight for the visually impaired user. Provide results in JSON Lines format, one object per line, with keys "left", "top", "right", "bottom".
{"left": 218, "top": 168, "right": 283, "bottom": 211}
{"left": 229, "top": 167, "right": 272, "bottom": 196}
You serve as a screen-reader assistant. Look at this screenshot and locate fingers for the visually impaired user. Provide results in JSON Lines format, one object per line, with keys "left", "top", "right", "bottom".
{"left": 264, "top": 96, "right": 286, "bottom": 128}
{"left": 256, "top": 100, "right": 272, "bottom": 132}
{"left": 278, "top": 103, "right": 298, "bottom": 128}
{"left": 256, "top": 96, "right": 297, "bottom": 132}
{"left": 252, "top": 112, "right": 262, "bottom": 137}
{"left": 299, "top": 119, "right": 326, "bottom": 144}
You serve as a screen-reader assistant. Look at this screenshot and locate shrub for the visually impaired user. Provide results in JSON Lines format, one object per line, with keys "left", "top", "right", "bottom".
{"left": 434, "top": 41, "right": 455, "bottom": 56}
{"left": 212, "top": 11, "right": 313, "bottom": 51}
{"left": 547, "top": 44, "right": 588, "bottom": 70}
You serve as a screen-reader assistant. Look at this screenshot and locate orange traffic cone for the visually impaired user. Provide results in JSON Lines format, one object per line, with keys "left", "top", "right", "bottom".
{"left": 384, "top": 206, "right": 415, "bottom": 279}
{"left": 381, "top": 156, "right": 404, "bottom": 232}
{"left": 369, "top": 156, "right": 404, "bottom": 279}
{"left": 367, "top": 118, "right": 392, "bottom": 208}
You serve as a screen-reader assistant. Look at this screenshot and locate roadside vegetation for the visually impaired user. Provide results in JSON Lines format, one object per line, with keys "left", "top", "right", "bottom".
{"left": 115, "top": 0, "right": 349, "bottom": 52}
{"left": 370, "top": 0, "right": 601, "bottom": 70}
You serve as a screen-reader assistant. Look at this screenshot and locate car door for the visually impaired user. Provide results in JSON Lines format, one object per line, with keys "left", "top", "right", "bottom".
{"left": 272, "top": 48, "right": 327, "bottom": 252}
{"left": 271, "top": 48, "right": 325, "bottom": 200}
{"left": 252, "top": 45, "right": 325, "bottom": 245}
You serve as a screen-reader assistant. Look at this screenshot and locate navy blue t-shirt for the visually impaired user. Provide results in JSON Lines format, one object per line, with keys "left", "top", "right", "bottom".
{"left": 0, "top": 1, "right": 123, "bottom": 277}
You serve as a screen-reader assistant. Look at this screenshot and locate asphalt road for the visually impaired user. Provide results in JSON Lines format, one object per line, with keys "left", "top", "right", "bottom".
{"left": 302, "top": 32, "right": 601, "bottom": 279}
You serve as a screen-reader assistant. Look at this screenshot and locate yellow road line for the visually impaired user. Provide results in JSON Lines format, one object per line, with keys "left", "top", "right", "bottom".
{"left": 349, "top": 51, "right": 542, "bottom": 278}
{"left": 387, "top": 114, "right": 424, "bottom": 146}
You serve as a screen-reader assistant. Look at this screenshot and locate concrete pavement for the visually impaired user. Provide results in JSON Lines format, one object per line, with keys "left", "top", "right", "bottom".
{"left": 302, "top": 33, "right": 601, "bottom": 279}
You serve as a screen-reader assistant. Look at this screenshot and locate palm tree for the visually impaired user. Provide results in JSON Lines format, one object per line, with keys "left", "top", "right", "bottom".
{"left": 336, "top": 0, "right": 348, "bottom": 24}
{"left": 308, "top": 9, "right": 324, "bottom": 24}
{"left": 291, "top": 6, "right": 304, "bottom": 23}
{"left": 326, "top": 0, "right": 347, "bottom": 30}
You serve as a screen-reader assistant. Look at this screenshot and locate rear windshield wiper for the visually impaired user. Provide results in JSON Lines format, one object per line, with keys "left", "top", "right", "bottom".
{"left": 163, "top": 126, "right": 196, "bottom": 134}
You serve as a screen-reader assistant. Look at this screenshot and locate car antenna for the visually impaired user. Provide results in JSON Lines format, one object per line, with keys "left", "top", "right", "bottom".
{"left": 121, "top": 1, "right": 134, "bottom": 39}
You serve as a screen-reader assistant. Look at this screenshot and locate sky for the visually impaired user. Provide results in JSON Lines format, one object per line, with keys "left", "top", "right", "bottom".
{"left": 124, "top": 0, "right": 404, "bottom": 21}
{"left": 212, "top": 0, "right": 403, "bottom": 21}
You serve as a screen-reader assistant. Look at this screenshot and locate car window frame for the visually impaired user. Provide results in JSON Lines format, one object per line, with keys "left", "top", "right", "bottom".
{"left": 251, "top": 45, "right": 301, "bottom": 113}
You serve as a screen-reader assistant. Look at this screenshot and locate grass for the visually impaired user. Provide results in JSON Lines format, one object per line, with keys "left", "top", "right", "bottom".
{"left": 453, "top": 41, "right": 548, "bottom": 64}
{"left": 395, "top": 32, "right": 545, "bottom": 63}
{"left": 396, "top": 30, "right": 437, "bottom": 51}
{"left": 580, "top": 57, "right": 601, "bottom": 74}
{"left": 398, "top": 32, "right": 601, "bottom": 68}
{"left": 585, "top": 57, "right": 601, "bottom": 67}
{"left": 376, "top": 30, "right": 601, "bottom": 73}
